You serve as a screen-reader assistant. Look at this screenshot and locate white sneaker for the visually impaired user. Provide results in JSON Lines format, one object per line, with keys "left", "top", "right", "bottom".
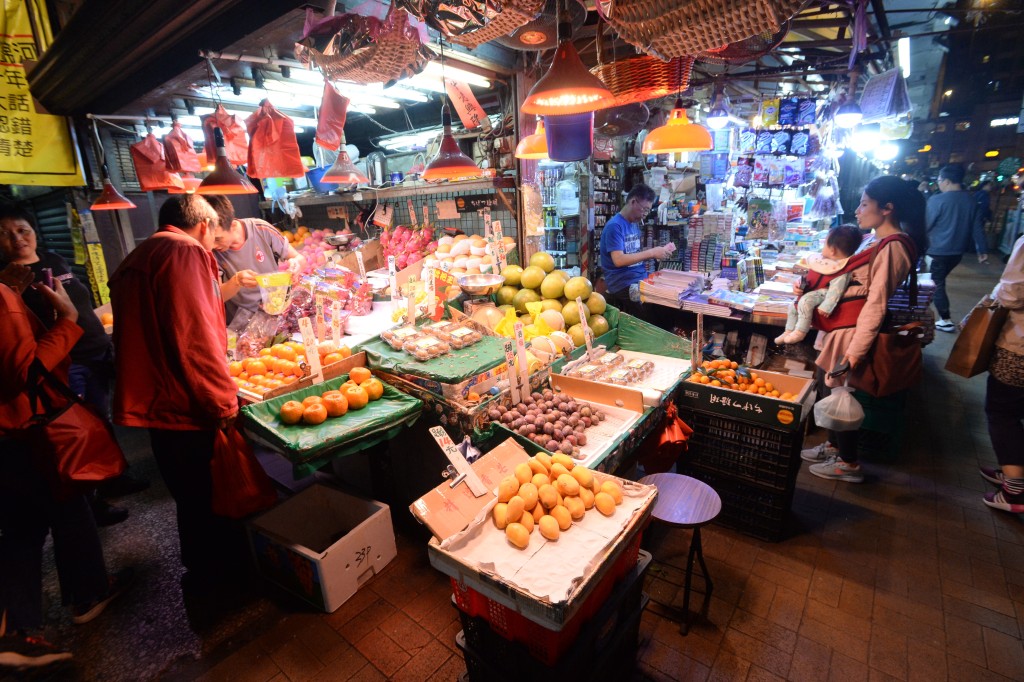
{"left": 809, "top": 455, "right": 865, "bottom": 483}
{"left": 801, "top": 443, "right": 838, "bottom": 462}
{"left": 935, "top": 319, "right": 957, "bottom": 333}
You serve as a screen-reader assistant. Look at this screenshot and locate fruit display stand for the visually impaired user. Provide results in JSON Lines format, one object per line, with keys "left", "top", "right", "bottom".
{"left": 240, "top": 373, "right": 423, "bottom": 478}
{"left": 412, "top": 439, "right": 656, "bottom": 663}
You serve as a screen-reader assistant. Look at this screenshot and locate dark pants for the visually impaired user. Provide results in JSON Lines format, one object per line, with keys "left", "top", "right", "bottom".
{"left": 149, "top": 428, "right": 246, "bottom": 575}
{"left": 68, "top": 348, "right": 114, "bottom": 418}
{"left": 928, "top": 254, "right": 962, "bottom": 320}
{"left": 606, "top": 288, "right": 674, "bottom": 331}
{"left": 817, "top": 370, "right": 862, "bottom": 464}
{"left": 0, "top": 440, "right": 108, "bottom": 631}
{"left": 986, "top": 374, "right": 1024, "bottom": 468}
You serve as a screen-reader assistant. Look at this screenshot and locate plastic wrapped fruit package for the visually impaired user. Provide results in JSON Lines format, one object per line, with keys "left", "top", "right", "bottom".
{"left": 597, "top": 351, "right": 625, "bottom": 368}
{"left": 565, "top": 363, "right": 608, "bottom": 382}
{"left": 255, "top": 272, "right": 292, "bottom": 314}
{"left": 423, "top": 321, "right": 483, "bottom": 349}
{"left": 607, "top": 367, "right": 639, "bottom": 385}
{"left": 403, "top": 335, "right": 450, "bottom": 361}
{"left": 381, "top": 326, "right": 424, "bottom": 350}
{"left": 625, "top": 358, "right": 655, "bottom": 376}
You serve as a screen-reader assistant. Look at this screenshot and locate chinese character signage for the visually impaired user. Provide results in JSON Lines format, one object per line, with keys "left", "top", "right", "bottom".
{"left": 0, "top": 1, "right": 84, "bottom": 186}
{"left": 444, "top": 79, "right": 490, "bottom": 132}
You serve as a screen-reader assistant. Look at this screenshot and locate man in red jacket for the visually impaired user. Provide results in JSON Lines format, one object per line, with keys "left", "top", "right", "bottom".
{"left": 110, "top": 195, "right": 242, "bottom": 582}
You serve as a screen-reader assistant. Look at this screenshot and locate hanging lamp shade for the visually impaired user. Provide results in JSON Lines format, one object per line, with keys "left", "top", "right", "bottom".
{"left": 91, "top": 176, "right": 136, "bottom": 210}
{"left": 521, "top": 15, "right": 616, "bottom": 116}
{"left": 422, "top": 103, "right": 482, "bottom": 182}
{"left": 641, "top": 99, "right": 713, "bottom": 154}
{"left": 197, "top": 128, "right": 258, "bottom": 195}
{"left": 834, "top": 100, "right": 863, "bottom": 128}
{"left": 515, "top": 119, "right": 549, "bottom": 159}
{"left": 322, "top": 148, "right": 369, "bottom": 185}
{"left": 167, "top": 175, "right": 204, "bottom": 194}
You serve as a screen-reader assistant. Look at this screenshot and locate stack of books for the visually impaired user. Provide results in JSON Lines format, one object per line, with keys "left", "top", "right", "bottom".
{"left": 639, "top": 270, "right": 705, "bottom": 308}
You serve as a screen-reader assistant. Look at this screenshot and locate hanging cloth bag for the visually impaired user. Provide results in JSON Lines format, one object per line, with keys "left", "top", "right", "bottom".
{"left": 202, "top": 104, "right": 249, "bottom": 166}
{"left": 315, "top": 82, "right": 351, "bottom": 152}
{"left": 210, "top": 423, "right": 278, "bottom": 519}
{"left": 246, "top": 100, "right": 306, "bottom": 179}
{"left": 162, "top": 122, "right": 202, "bottom": 173}
{"left": 19, "top": 359, "right": 127, "bottom": 499}
{"left": 129, "top": 133, "right": 184, "bottom": 191}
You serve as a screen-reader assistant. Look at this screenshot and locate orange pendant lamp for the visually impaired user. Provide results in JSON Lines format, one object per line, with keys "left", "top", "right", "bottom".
{"left": 167, "top": 175, "right": 204, "bottom": 194}
{"left": 641, "top": 98, "right": 713, "bottom": 154}
{"left": 91, "top": 171, "right": 137, "bottom": 210}
{"left": 521, "top": 2, "right": 615, "bottom": 116}
{"left": 321, "top": 132, "right": 369, "bottom": 185}
{"left": 197, "top": 128, "right": 258, "bottom": 195}
{"left": 515, "top": 118, "right": 549, "bottom": 159}
{"left": 422, "top": 102, "right": 483, "bottom": 182}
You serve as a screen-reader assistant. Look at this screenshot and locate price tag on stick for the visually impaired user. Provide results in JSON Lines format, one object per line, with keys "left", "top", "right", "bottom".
{"left": 298, "top": 317, "right": 324, "bottom": 385}
{"left": 428, "top": 426, "right": 487, "bottom": 497}
{"left": 576, "top": 296, "right": 594, "bottom": 357}
{"left": 503, "top": 339, "right": 521, "bottom": 404}
{"left": 514, "top": 321, "right": 529, "bottom": 398}
{"left": 314, "top": 294, "right": 327, "bottom": 342}
{"left": 355, "top": 250, "right": 367, "bottom": 279}
{"left": 388, "top": 255, "right": 398, "bottom": 309}
{"left": 408, "top": 199, "right": 418, "bottom": 228}
{"left": 331, "top": 301, "right": 342, "bottom": 346}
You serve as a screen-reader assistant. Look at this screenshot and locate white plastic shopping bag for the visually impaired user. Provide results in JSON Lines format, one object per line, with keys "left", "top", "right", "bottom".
{"left": 813, "top": 386, "right": 865, "bottom": 432}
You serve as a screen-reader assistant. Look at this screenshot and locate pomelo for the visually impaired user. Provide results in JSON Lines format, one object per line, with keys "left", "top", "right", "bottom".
{"left": 540, "top": 273, "right": 566, "bottom": 299}
{"left": 520, "top": 265, "right": 546, "bottom": 290}
{"left": 513, "top": 288, "right": 541, "bottom": 313}
{"left": 501, "top": 264, "right": 524, "bottom": 287}
{"left": 586, "top": 291, "right": 607, "bottom": 315}
{"left": 529, "top": 251, "right": 556, "bottom": 274}
{"left": 588, "top": 314, "right": 610, "bottom": 337}
{"left": 561, "top": 300, "right": 589, "bottom": 326}
{"left": 537, "top": 309, "right": 566, "bottom": 331}
{"left": 567, "top": 324, "right": 587, "bottom": 348}
{"left": 495, "top": 285, "right": 518, "bottom": 306}
{"left": 540, "top": 298, "right": 563, "bottom": 312}
{"left": 563, "top": 276, "right": 593, "bottom": 302}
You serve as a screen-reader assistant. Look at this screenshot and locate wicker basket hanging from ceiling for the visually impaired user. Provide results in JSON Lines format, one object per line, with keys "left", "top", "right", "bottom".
{"left": 296, "top": 5, "right": 432, "bottom": 85}
{"left": 596, "top": 0, "right": 805, "bottom": 60}
{"left": 695, "top": 20, "right": 791, "bottom": 65}
{"left": 589, "top": 20, "right": 694, "bottom": 106}
{"left": 449, "top": 0, "right": 548, "bottom": 48}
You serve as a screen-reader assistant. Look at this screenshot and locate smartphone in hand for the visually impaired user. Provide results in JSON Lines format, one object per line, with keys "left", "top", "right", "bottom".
{"left": 828, "top": 360, "right": 850, "bottom": 379}
{"left": 41, "top": 267, "right": 54, "bottom": 289}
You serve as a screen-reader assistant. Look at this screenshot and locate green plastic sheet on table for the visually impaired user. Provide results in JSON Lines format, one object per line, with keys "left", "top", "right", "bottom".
{"left": 241, "top": 374, "right": 422, "bottom": 478}
{"left": 356, "top": 333, "right": 507, "bottom": 384}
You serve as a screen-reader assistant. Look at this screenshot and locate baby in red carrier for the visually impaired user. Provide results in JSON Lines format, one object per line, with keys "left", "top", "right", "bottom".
{"left": 775, "top": 224, "right": 864, "bottom": 345}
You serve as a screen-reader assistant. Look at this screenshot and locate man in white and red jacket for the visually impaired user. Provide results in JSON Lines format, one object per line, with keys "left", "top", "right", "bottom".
{"left": 110, "top": 194, "right": 242, "bottom": 583}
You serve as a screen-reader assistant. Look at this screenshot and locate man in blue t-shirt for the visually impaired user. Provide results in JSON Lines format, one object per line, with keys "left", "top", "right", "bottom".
{"left": 599, "top": 184, "right": 674, "bottom": 319}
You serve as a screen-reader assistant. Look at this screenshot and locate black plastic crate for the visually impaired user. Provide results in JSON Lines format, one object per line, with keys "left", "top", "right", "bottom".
{"left": 679, "top": 408, "right": 803, "bottom": 493}
{"left": 457, "top": 594, "right": 649, "bottom": 682}
{"left": 455, "top": 550, "right": 650, "bottom": 671}
{"left": 677, "top": 467, "right": 794, "bottom": 542}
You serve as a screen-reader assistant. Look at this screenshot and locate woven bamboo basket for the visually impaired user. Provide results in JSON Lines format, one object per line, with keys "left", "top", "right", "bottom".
{"left": 451, "top": 0, "right": 547, "bottom": 48}
{"left": 304, "top": 7, "right": 431, "bottom": 85}
{"left": 598, "top": 0, "right": 804, "bottom": 59}
{"left": 590, "top": 20, "right": 694, "bottom": 106}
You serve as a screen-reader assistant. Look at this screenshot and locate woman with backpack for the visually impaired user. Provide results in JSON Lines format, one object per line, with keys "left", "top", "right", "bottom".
{"left": 800, "top": 176, "right": 928, "bottom": 483}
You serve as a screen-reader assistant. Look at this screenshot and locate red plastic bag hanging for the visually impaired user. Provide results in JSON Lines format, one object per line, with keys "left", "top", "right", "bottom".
{"left": 202, "top": 104, "right": 248, "bottom": 166}
{"left": 245, "top": 100, "right": 306, "bottom": 179}
{"left": 210, "top": 424, "right": 278, "bottom": 519}
{"left": 163, "top": 122, "right": 202, "bottom": 173}
{"left": 636, "top": 400, "right": 694, "bottom": 474}
{"left": 129, "top": 134, "right": 184, "bottom": 191}
{"left": 315, "top": 82, "right": 350, "bottom": 152}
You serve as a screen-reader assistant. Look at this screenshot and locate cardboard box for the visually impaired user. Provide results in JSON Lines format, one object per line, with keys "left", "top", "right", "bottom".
{"left": 409, "top": 437, "right": 530, "bottom": 541}
{"left": 677, "top": 368, "right": 814, "bottom": 431}
{"left": 248, "top": 483, "right": 397, "bottom": 613}
{"left": 336, "top": 239, "right": 383, "bottom": 273}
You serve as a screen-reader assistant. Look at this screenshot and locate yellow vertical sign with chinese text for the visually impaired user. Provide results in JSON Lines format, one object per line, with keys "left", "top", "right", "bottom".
{"left": 0, "top": 0, "right": 83, "bottom": 186}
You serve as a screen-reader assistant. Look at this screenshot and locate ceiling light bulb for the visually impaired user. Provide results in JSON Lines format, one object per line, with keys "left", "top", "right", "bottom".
{"left": 834, "top": 101, "right": 863, "bottom": 128}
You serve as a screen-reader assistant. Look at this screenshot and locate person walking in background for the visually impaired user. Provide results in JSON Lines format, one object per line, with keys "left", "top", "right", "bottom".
{"left": 974, "top": 179, "right": 994, "bottom": 264}
{"left": 926, "top": 164, "right": 982, "bottom": 332}
{"left": 803, "top": 177, "right": 927, "bottom": 483}
{"left": 109, "top": 195, "right": 243, "bottom": 587}
{"left": 979, "top": 234, "right": 1024, "bottom": 512}
{"left": 0, "top": 266, "right": 132, "bottom": 671}
{"left": 0, "top": 205, "right": 148, "bottom": 527}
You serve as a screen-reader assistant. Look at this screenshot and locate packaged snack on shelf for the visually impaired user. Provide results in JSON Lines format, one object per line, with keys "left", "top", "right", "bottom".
{"left": 426, "top": 322, "right": 484, "bottom": 349}
{"left": 607, "top": 368, "right": 639, "bottom": 385}
{"left": 625, "top": 358, "right": 654, "bottom": 376}
{"left": 565, "top": 363, "right": 608, "bottom": 381}
{"left": 404, "top": 335, "right": 451, "bottom": 361}
{"left": 597, "top": 351, "right": 625, "bottom": 368}
{"left": 381, "top": 326, "right": 424, "bottom": 350}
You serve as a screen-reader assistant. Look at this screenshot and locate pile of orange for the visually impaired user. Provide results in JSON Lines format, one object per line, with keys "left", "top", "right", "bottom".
{"left": 278, "top": 366, "right": 384, "bottom": 426}
{"left": 687, "top": 359, "right": 795, "bottom": 402}
{"left": 228, "top": 342, "right": 352, "bottom": 395}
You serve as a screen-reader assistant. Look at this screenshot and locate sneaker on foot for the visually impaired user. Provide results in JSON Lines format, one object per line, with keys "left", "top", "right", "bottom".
{"left": 71, "top": 567, "right": 135, "bottom": 625}
{"left": 0, "top": 633, "right": 72, "bottom": 670}
{"left": 983, "top": 489, "right": 1024, "bottom": 513}
{"left": 979, "top": 466, "right": 1006, "bottom": 486}
{"left": 935, "top": 319, "right": 957, "bottom": 333}
{"left": 801, "top": 443, "right": 839, "bottom": 462}
{"left": 809, "top": 455, "right": 864, "bottom": 483}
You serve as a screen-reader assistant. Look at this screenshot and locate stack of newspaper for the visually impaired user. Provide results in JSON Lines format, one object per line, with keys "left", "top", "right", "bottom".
{"left": 639, "top": 270, "right": 705, "bottom": 308}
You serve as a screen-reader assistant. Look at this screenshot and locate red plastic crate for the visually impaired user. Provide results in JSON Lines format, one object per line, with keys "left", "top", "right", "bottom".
{"left": 449, "top": 531, "right": 642, "bottom": 665}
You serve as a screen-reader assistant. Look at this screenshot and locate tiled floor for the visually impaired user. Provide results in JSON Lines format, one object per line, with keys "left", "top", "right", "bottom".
{"left": 16, "top": 257, "right": 1024, "bottom": 682}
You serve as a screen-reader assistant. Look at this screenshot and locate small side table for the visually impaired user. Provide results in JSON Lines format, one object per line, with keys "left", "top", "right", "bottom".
{"left": 639, "top": 472, "right": 721, "bottom": 635}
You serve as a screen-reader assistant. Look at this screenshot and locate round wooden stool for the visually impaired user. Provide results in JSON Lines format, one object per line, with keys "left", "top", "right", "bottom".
{"left": 639, "top": 472, "right": 721, "bottom": 634}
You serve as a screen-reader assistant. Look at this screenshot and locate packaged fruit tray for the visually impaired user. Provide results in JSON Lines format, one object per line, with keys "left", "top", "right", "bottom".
{"left": 358, "top": 328, "right": 507, "bottom": 383}
{"left": 241, "top": 373, "right": 422, "bottom": 474}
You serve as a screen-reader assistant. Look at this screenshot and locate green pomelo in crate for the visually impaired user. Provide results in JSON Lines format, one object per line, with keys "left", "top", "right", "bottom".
{"left": 567, "top": 324, "right": 587, "bottom": 348}
{"left": 519, "top": 314, "right": 534, "bottom": 325}
{"left": 520, "top": 265, "right": 546, "bottom": 290}
{"left": 586, "top": 292, "right": 607, "bottom": 315}
{"left": 561, "top": 300, "right": 590, "bottom": 326}
{"left": 538, "top": 309, "right": 566, "bottom": 331}
{"left": 563, "top": 276, "right": 593, "bottom": 302}
{"left": 529, "top": 251, "right": 556, "bottom": 274}
{"left": 513, "top": 288, "right": 541, "bottom": 313}
{"left": 501, "top": 264, "right": 524, "bottom": 286}
{"left": 495, "top": 285, "right": 519, "bottom": 306}
{"left": 552, "top": 269, "right": 570, "bottom": 281}
{"left": 540, "top": 273, "right": 566, "bottom": 299}
{"left": 588, "top": 314, "right": 610, "bottom": 337}
{"left": 540, "top": 298, "right": 563, "bottom": 313}
{"left": 498, "top": 304, "right": 515, "bottom": 314}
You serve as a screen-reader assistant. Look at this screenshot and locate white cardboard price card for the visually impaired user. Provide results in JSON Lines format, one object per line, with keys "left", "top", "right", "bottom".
{"left": 298, "top": 317, "right": 324, "bottom": 384}
{"left": 503, "top": 339, "right": 520, "bottom": 404}
{"left": 514, "top": 322, "right": 529, "bottom": 398}
{"left": 314, "top": 294, "right": 327, "bottom": 342}
{"left": 407, "top": 198, "right": 418, "bottom": 228}
{"left": 355, "top": 250, "right": 367, "bottom": 278}
{"left": 576, "top": 296, "right": 594, "bottom": 356}
{"left": 436, "top": 200, "right": 459, "bottom": 220}
{"left": 388, "top": 255, "right": 398, "bottom": 307}
{"left": 428, "top": 425, "right": 487, "bottom": 497}
{"left": 406, "top": 293, "right": 416, "bottom": 326}
{"left": 331, "top": 300, "right": 342, "bottom": 346}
